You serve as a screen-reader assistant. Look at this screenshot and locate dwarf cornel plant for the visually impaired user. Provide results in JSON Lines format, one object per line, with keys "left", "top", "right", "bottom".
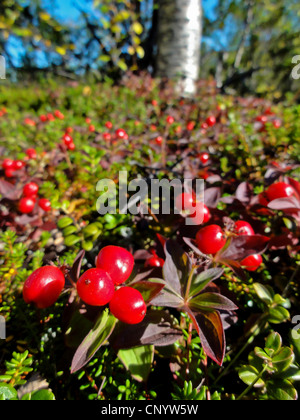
{"left": 1, "top": 77, "right": 300, "bottom": 400}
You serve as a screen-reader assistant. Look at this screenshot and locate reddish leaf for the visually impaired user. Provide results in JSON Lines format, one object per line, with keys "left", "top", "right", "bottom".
{"left": 163, "top": 240, "right": 192, "bottom": 295}
{"left": 189, "top": 292, "right": 238, "bottom": 312}
{"left": 0, "top": 180, "right": 21, "bottom": 200}
{"left": 205, "top": 187, "right": 222, "bottom": 208}
{"left": 218, "top": 235, "right": 270, "bottom": 261}
{"left": 110, "top": 310, "right": 182, "bottom": 351}
{"left": 69, "top": 250, "right": 85, "bottom": 283}
{"left": 235, "top": 182, "right": 253, "bottom": 204}
{"left": 185, "top": 307, "right": 226, "bottom": 366}
{"left": 130, "top": 279, "right": 166, "bottom": 305}
{"left": 268, "top": 197, "right": 300, "bottom": 211}
{"left": 71, "top": 309, "right": 116, "bottom": 373}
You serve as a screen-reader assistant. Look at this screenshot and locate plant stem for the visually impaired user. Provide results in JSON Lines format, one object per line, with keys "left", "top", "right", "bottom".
{"left": 237, "top": 365, "right": 267, "bottom": 400}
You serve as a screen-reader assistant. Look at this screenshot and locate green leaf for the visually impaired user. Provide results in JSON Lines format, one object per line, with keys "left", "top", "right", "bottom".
{"left": 0, "top": 384, "right": 18, "bottom": 400}
{"left": 265, "top": 332, "right": 282, "bottom": 355}
{"left": 71, "top": 309, "right": 116, "bottom": 373}
{"left": 272, "top": 348, "right": 294, "bottom": 373}
{"left": 118, "top": 345, "right": 154, "bottom": 383}
{"left": 63, "top": 226, "right": 78, "bottom": 237}
{"left": 31, "top": 389, "right": 55, "bottom": 400}
{"left": 268, "top": 306, "right": 290, "bottom": 324}
{"left": 253, "top": 283, "right": 274, "bottom": 304}
{"left": 238, "top": 365, "right": 265, "bottom": 388}
{"left": 57, "top": 217, "right": 73, "bottom": 229}
{"left": 64, "top": 235, "right": 81, "bottom": 247}
{"left": 254, "top": 347, "right": 272, "bottom": 362}
{"left": 266, "top": 379, "right": 298, "bottom": 401}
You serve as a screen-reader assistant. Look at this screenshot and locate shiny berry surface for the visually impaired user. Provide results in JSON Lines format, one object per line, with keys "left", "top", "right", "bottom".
{"left": 77, "top": 269, "right": 115, "bottom": 307}
{"left": 145, "top": 256, "right": 165, "bottom": 268}
{"left": 241, "top": 254, "right": 263, "bottom": 272}
{"left": 23, "top": 266, "right": 65, "bottom": 309}
{"left": 234, "top": 221, "right": 255, "bottom": 236}
{"left": 266, "top": 182, "right": 295, "bottom": 202}
{"left": 39, "top": 198, "right": 52, "bottom": 212}
{"left": 96, "top": 246, "right": 134, "bottom": 285}
{"left": 23, "top": 182, "right": 39, "bottom": 197}
{"left": 196, "top": 225, "right": 226, "bottom": 255}
{"left": 109, "top": 287, "right": 147, "bottom": 325}
{"left": 19, "top": 197, "right": 36, "bottom": 214}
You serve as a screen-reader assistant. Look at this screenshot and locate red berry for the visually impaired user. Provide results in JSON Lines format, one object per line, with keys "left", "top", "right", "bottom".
{"left": 196, "top": 225, "right": 226, "bottom": 255}
{"left": 206, "top": 116, "right": 216, "bottom": 127}
{"left": 105, "top": 121, "right": 113, "bottom": 129}
{"left": 155, "top": 136, "right": 163, "bottom": 145}
{"left": 175, "top": 192, "right": 195, "bottom": 212}
{"left": 103, "top": 132, "right": 112, "bottom": 141}
{"left": 200, "top": 152, "right": 210, "bottom": 165}
{"left": 5, "top": 169, "right": 15, "bottom": 178}
{"left": 187, "top": 121, "right": 195, "bottom": 131}
{"left": 24, "top": 118, "right": 36, "bottom": 127}
{"left": 26, "top": 149, "right": 37, "bottom": 160}
{"left": 109, "top": 287, "right": 147, "bottom": 325}
{"left": 40, "top": 115, "right": 48, "bottom": 123}
{"left": 23, "top": 182, "right": 39, "bottom": 197}
{"left": 151, "top": 100, "right": 158, "bottom": 107}
{"left": 77, "top": 268, "right": 115, "bottom": 307}
{"left": 256, "top": 115, "right": 268, "bottom": 123}
{"left": 65, "top": 127, "right": 73, "bottom": 134}
{"left": 89, "top": 124, "right": 95, "bottom": 133}
{"left": 14, "top": 160, "right": 25, "bottom": 171}
{"left": 47, "top": 113, "right": 55, "bottom": 121}
{"left": 2, "top": 159, "right": 14, "bottom": 170}
{"left": 166, "top": 116, "right": 175, "bottom": 125}
{"left": 96, "top": 246, "right": 134, "bottom": 285}
{"left": 85, "top": 117, "right": 92, "bottom": 124}
{"left": 266, "top": 182, "right": 296, "bottom": 202}
{"left": 201, "top": 122, "right": 208, "bottom": 130}
{"left": 19, "top": 197, "right": 36, "bottom": 214}
{"left": 23, "top": 266, "right": 65, "bottom": 309}
{"left": 241, "top": 254, "right": 263, "bottom": 272}
{"left": 54, "top": 110, "right": 64, "bottom": 119}
{"left": 67, "top": 142, "right": 76, "bottom": 151}
{"left": 145, "top": 256, "right": 165, "bottom": 268}
{"left": 39, "top": 198, "right": 52, "bottom": 212}
{"left": 234, "top": 221, "right": 255, "bottom": 236}
{"left": 63, "top": 134, "right": 73, "bottom": 146}
{"left": 273, "top": 119, "right": 281, "bottom": 129}
{"left": 115, "top": 129, "right": 127, "bottom": 139}
{"left": 203, "top": 205, "right": 211, "bottom": 224}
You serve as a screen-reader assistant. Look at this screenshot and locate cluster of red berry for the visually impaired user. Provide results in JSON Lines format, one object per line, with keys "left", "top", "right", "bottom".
{"left": 62, "top": 132, "right": 76, "bottom": 151}
{"left": 23, "top": 246, "right": 147, "bottom": 325}
{"left": 256, "top": 108, "right": 282, "bottom": 131}
{"left": 175, "top": 192, "right": 211, "bottom": 226}
{"left": 2, "top": 148, "right": 36, "bottom": 178}
{"left": 77, "top": 246, "right": 146, "bottom": 324}
{"left": 195, "top": 220, "right": 263, "bottom": 271}
{"left": 19, "top": 182, "right": 52, "bottom": 214}
{"left": 259, "top": 182, "right": 296, "bottom": 206}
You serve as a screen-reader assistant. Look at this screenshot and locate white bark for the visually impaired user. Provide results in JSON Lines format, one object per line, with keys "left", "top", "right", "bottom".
{"left": 156, "top": 0, "right": 202, "bottom": 96}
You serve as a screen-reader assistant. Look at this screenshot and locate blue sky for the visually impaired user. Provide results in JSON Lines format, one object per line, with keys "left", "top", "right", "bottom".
{"left": 44, "top": 0, "right": 217, "bottom": 23}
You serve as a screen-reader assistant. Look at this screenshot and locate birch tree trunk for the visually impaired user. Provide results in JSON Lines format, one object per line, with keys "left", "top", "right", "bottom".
{"left": 156, "top": 0, "right": 202, "bottom": 96}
